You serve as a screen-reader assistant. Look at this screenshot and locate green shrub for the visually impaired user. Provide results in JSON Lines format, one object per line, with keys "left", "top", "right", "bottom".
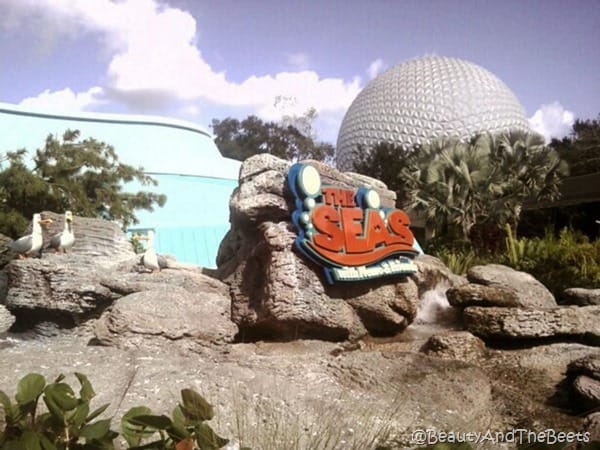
{"left": 0, "top": 372, "right": 116, "bottom": 449}
{"left": 502, "top": 226, "right": 600, "bottom": 298}
{"left": 0, "top": 373, "right": 236, "bottom": 450}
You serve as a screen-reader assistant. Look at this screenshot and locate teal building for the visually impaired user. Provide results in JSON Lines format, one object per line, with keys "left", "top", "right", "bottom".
{"left": 0, "top": 102, "right": 240, "bottom": 268}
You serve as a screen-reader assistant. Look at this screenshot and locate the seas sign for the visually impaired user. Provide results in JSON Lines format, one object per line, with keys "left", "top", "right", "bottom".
{"left": 288, "top": 163, "right": 421, "bottom": 284}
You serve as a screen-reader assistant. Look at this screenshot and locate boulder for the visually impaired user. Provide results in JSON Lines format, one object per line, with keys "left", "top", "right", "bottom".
{"left": 567, "top": 354, "right": 600, "bottom": 380}
{"left": 218, "top": 154, "right": 423, "bottom": 341}
{"left": 563, "top": 288, "right": 600, "bottom": 306}
{"left": 421, "top": 330, "right": 487, "bottom": 362}
{"left": 447, "top": 283, "right": 520, "bottom": 308}
{"left": 467, "top": 264, "right": 556, "bottom": 309}
{"left": 463, "top": 305, "right": 600, "bottom": 341}
{"left": 0, "top": 305, "right": 15, "bottom": 334}
{"left": 4, "top": 255, "right": 122, "bottom": 328}
{"left": 93, "top": 285, "right": 237, "bottom": 348}
{"left": 557, "top": 354, "right": 600, "bottom": 415}
{"left": 572, "top": 375, "right": 600, "bottom": 411}
{"left": 94, "top": 269, "right": 236, "bottom": 347}
{"left": 1, "top": 214, "right": 142, "bottom": 330}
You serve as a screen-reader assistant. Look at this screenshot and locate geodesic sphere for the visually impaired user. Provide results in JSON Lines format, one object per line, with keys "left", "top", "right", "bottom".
{"left": 335, "top": 56, "right": 531, "bottom": 171}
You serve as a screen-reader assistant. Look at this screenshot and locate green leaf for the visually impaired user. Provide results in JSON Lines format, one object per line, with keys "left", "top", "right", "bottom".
{"left": 172, "top": 404, "right": 186, "bottom": 427}
{"left": 0, "top": 389, "right": 16, "bottom": 422}
{"left": 15, "top": 374, "right": 46, "bottom": 405}
{"left": 129, "top": 414, "right": 173, "bottom": 430}
{"left": 67, "top": 402, "right": 89, "bottom": 428}
{"left": 194, "top": 422, "right": 229, "bottom": 450}
{"left": 180, "top": 389, "right": 214, "bottom": 422}
{"left": 86, "top": 403, "right": 110, "bottom": 423}
{"left": 75, "top": 372, "right": 95, "bottom": 402}
{"left": 79, "top": 418, "right": 112, "bottom": 440}
{"left": 44, "top": 383, "right": 79, "bottom": 411}
{"left": 42, "top": 396, "right": 64, "bottom": 422}
{"left": 121, "top": 406, "right": 155, "bottom": 447}
{"left": 38, "top": 434, "right": 58, "bottom": 450}
{"left": 19, "top": 430, "right": 42, "bottom": 450}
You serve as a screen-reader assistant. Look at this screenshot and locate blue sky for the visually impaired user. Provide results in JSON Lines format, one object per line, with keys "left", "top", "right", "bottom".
{"left": 1, "top": 0, "right": 598, "bottom": 144}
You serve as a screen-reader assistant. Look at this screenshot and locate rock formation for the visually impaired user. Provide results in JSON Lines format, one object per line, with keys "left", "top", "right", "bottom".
{"left": 216, "top": 154, "right": 457, "bottom": 341}
{"left": 467, "top": 264, "right": 557, "bottom": 308}
{"left": 563, "top": 288, "right": 600, "bottom": 306}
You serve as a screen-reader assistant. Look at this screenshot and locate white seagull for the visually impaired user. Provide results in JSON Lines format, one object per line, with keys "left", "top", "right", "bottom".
{"left": 7, "top": 213, "right": 53, "bottom": 258}
{"left": 138, "top": 230, "right": 168, "bottom": 272}
{"left": 48, "top": 211, "right": 75, "bottom": 254}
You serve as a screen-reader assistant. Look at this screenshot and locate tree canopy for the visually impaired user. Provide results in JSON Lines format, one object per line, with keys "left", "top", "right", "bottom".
{"left": 550, "top": 114, "right": 600, "bottom": 176}
{"left": 353, "top": 132, "right": 567, "bottom": 243}
{"left": 211, "top": 115, "right": 334, "bottom": 163}
{"left": 0, "top": 130, "right": 166, "bottom": 237}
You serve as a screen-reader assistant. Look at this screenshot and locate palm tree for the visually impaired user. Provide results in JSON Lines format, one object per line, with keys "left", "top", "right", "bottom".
{"left": 402, "top": 131, "right": 567, "bottom": 242}
{"left": 402, "top": 137, "right": 492, "bottom": 241}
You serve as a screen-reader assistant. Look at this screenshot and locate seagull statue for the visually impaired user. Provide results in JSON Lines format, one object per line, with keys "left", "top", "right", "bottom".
{"left": 47, "top": 211, "right": 75, "bottom": 254}
{"left": 138, "top": 230, "right": 168, "bottom": 272}
{"left": 7, "top": 213, "right": 53, "bottom": 258}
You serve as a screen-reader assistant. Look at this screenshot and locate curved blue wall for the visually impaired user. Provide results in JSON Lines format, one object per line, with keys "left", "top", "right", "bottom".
{"left": 0, "top": 102, "right": 240, "bottom": 268}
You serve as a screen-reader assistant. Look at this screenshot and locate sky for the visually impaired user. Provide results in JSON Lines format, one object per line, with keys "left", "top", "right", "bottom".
{"left": 0, "top": 0, "right": 598, "bottom": 145}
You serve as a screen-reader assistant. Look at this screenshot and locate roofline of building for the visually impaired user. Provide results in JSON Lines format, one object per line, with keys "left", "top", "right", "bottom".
{"left": 0, "top": 101, "right": 213, "bottom": 139}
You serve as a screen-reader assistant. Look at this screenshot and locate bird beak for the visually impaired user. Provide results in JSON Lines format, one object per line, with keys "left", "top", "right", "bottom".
{"left": 136, "top": 236, "right": 149, "bottom": 241}
{"left": 39, "top": 219, "right": 53, "bottom": 226}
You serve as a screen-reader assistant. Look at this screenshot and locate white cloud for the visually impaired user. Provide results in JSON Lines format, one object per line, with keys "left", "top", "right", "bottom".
{"left": 5, "top": 0, "right": 361, "bottom": 127}
{"left": 529, "top": 102, "right": 575, "bottom": 142}
{"left": 18, "top": 87, "right": 104, "bottom": 111}
{"left": 367, "top": 59, "right": 386, "bottom": 79}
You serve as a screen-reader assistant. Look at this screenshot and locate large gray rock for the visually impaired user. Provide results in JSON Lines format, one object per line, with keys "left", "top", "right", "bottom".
{"left": 447, "top": 283, "right": 520, "bottom": 308}
{"left": 468, "top": 264, "right": 556, "bottom": 309}
{"left": 4, "top": 256, "right": 122, "bottom": 327}
{"left": 1, "top": 214, "right": 142, "bottom": 330}
{"left": 94, "top": 273, "right": 237, "bottom": 348}
{"left": 464, "top": 305, "right": 600, "bottom": 340}
{"left": 0, "top": 305, "right": 15, "bottom": 333}
{"left": 218, "top": 154, "right": 423, "bottom": 341}
{"left": 563, "top": 288, "right": 600, "bottom": 306}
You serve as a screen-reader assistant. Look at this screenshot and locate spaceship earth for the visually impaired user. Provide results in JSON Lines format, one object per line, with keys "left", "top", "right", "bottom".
{"left": 336, "top": 56, "right": 531, "bottom": 171}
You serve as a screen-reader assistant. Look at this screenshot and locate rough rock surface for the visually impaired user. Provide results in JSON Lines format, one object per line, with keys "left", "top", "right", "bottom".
{"left": 4, "top": 255, "right": 124, "bottom": 328}
{"left": 563, "top": 288, "right": 600, "bottom": 306}
{"left": 94, "top": 272, "right": 237, "bottom": 348}
{"left": 568, "top": 354, "right": 600, "bottom": 380}
{"left": 582, "top": 412, "right": 600, "bottom": 446}
{"left": 447, "top": 283, "right": 520, "bottom": 308}
{"left": 217, "top": 154, "right": 427, "bottom": 341}
{"left": 463, "top": 305, "right": 600, "bottom": 341}
{"left": 38, "top": 210, "right": 136, "bottom": 262}
{"left": 421, "top": 330, "right": 487, "bottom": 362}
{"left": 0, "top": 305, "right": 15, "bottom": 333}
{"left": 572, "top": 375, "right": 600, "bottom": 410}
{"left": 563, "top": 354, "right": 600, "bottom": 412}
{"left": 467, "top": 264, "right": 556, "bottom": 309}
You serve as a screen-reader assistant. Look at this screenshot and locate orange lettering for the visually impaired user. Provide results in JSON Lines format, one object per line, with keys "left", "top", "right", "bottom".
{"left": 312, "top": 204, "right": 344, "bottom": 252}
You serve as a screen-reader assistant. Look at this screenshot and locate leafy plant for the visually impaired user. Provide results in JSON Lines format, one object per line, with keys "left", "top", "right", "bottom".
{"left": 0, "top": 373, "right": 237, "bottom": 450}
{"left": 121, "top": 388, "right": 242, "bottom": 450}
{"left": 0, "top": 372, "right": 116, "bottom": 449}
